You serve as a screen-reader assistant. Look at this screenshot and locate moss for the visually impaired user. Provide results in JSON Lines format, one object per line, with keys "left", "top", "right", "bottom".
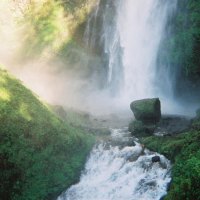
{"left": 0, "top": 68, "right": 95, "bottom": 200}
{"left": 139, "top": 124, "right": 200, "bottom": 200}
{"left": 130, "top": 98, "right": 161, "bottom": 123}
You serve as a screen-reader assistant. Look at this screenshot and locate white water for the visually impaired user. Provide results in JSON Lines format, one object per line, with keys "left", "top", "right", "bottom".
{"left": 83, "top": 0, "right": 179, "bottom": 114}
{"left": 57, "top": 3, "right": 177, "bottom": 197}
{"left": 57, "top": 129, "right": 171, "bottom": 200}
{"left": 118, "top": 0, "right": 177, "bottom": 101}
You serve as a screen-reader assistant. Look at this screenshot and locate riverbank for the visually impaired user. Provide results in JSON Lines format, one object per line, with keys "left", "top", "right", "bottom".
{"left": 135, "top": 115, "right": 200, "bottom": 200}
{"left": 51, "top": 102, "right": 200, "bottom": 200}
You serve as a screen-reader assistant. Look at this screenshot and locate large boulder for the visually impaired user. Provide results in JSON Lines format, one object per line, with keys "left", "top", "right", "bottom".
{"left": 130, "top": 98, "right": 161, "bottom": 124}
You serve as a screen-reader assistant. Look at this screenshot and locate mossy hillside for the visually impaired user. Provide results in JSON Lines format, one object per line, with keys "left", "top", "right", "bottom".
{"left": 0, "top": 68, "right": 94, "bottom": 200}
{"left": 140, "top": 120, "right": 200, "bottom": 200}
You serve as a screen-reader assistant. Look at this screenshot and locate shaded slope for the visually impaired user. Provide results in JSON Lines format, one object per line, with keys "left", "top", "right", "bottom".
{"left": 0, "top": 68, "right": 94, "bottom": 200}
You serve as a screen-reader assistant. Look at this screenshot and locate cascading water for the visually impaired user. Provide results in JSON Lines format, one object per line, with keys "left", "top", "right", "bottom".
{"left": 57, "top": 129, "right": 171, "bottom": 200}
{"left": 84, "top": 0, "right": 123, "bottom": 94}
{"left": 84, "top": 0, "right": 177, "bottom": 110}
{"left": 57, "top": 1, "right": 176, "bottom": 199}
{"left": 118, "top": 0, "right": 177, "bottom": 102}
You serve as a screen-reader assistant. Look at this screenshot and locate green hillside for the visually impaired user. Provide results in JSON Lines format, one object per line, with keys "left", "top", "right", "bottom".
{"left": 0, "top": 68, "right": 94, "bottom": 200}
{"left": 140, "top": 118, "right": 200, "bottom": 200}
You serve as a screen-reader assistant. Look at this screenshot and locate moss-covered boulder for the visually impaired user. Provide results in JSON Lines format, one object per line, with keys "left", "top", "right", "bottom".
{"left": 130, "top": 98, "right": 161, "bottom": 123}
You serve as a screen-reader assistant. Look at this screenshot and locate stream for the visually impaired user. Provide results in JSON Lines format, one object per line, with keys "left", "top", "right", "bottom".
{"left": 57, "top": 128, "right": 171, "bottom": 200}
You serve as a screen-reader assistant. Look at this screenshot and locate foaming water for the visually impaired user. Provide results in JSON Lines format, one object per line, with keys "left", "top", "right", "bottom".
{"left": 57, "top": 129, "right": 171, "bottom": 200}
{"left": 118, "top": 0, "right": 177, "bottom": 102}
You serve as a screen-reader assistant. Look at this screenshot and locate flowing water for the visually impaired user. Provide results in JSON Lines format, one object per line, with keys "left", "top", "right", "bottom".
{"left": 57, "top": 1, "right": 176, "bottom": 199}
{"left": 57, "top": 129, "right": 171, "bottom": 200}
{"left": 118, "top": 0, "right": 177, "bottom": 101}
{"left": 84, "top": 0, "right": 177, "bottom": 111}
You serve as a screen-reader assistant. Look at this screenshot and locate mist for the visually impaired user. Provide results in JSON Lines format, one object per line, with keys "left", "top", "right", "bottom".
{"left": 0, "top": 0, "right": 199, "bottom": 118}
{"left": 0, "top": 0, "right": 130, "bottom": 117}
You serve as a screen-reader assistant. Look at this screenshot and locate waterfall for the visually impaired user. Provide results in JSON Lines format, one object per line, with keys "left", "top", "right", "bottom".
{"left": 84, "top": 0, "right": 123, "bottom": 94}
{"left": 84, "top": 0, "right": 177, "bottom": 111}
{"left": 57, "top": 2, "right": 181, "bottom": 199}
{"left": 118, "top": 0, "right": 177, "bottom": 102}
{"left": 57, "top": 129, "right": 171, "bottom": 200}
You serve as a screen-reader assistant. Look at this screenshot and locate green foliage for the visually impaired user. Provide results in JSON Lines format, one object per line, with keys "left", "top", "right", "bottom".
{"left": 166, "top": 152, "right": 200, "bottom": 200}
{"left": 20, "top": 0, "right": 67, "bottom": 59}
{"left": 19, "top": 0, "right": 96, "bottom": 60}
{"left": 140, "top": 124, "right": 200, "bottom": 200}
{"left": 58, "top": 0, "right": 92, "bottom": 13}
{"left": 58, "top": 39, "right": 85, "bottom": 65}
{"left": 159, "top": 0, "right": 200, "bottom": 83}
{"left": 0, "top": 68, "right": 94, "bottom": 200}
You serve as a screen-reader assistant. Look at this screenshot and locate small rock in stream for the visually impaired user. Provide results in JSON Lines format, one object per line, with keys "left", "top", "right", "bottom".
{"left": 152, "top": 156, "right": 160, "bottom": 163}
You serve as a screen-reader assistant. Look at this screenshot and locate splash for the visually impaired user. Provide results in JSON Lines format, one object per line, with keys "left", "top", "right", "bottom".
{"left": 57, "top": 129, "right": 171, "bottom": 200}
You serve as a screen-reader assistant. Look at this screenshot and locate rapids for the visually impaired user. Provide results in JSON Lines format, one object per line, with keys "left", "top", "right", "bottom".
{"left": 57, "top": 129, "right": 171, "bottom": 200}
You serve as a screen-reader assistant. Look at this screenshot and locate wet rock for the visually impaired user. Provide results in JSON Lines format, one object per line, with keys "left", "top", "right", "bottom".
{"left": 146, "top": 180, "right": 157, "bottom": 187}
{"left": 159, "top": 196, "right": 165, "bottom": 200}
{"left": 160, "top": 160, "right": 168, "bottom": 169}
{"left": 129, "top": 120, "right": 156, "bottom": 136}
{"left": 154, "top": 115, "right": 191, "bottom": 136}
{"left": 136, "top": 179, "right": 157, "bottom": 191}
{"left": 166, "top": 180, "right": 172, "bottom": 191}
{"left": 152, "top": 156, "right": 160, "bottom": 163}
{"left": 130, "top": 98, "right": 161, "bottom": 124}
{"left": 129, "top": 120, "right": 145, "bottom": 134}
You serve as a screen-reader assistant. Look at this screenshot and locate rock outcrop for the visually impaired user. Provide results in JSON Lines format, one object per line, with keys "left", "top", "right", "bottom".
{"left": 154, "top": 115, "right": 191, "bottom": 136}
{"left": 129, "top": 98, "right": 161, "bottom": 136}
{"left": 130, "top": 98, "right": 161, "bottom": 124}
{"left": 152, "top": 156, "right": 160, "bottom": 163}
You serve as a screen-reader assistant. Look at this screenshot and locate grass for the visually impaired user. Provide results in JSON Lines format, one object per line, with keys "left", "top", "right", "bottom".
{"left": 140, "top": 119, "right": 200, "bottom": 200}
{"left": 0, "top": 68, "right": 95, "bottom": 200}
